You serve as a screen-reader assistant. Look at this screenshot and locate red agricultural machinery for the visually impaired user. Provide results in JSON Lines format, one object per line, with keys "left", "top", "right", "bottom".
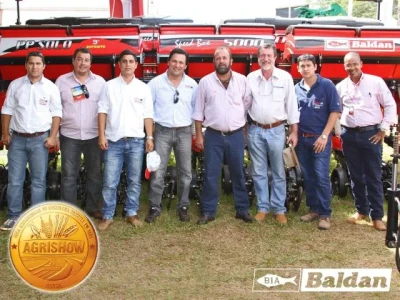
{"left": 0, "top": 15, "right": 398, "bottom": 220}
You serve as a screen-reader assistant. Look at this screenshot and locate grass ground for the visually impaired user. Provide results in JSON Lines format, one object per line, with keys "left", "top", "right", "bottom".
{"left": 0, "top": 184, "right": 399, "bottom": 300}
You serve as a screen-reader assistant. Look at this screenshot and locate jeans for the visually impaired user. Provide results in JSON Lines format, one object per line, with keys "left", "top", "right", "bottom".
{"left": 60, "top": 135, "right": 103, "bottom": 214}
{"left": 7, "top": 132, "right": 49, "bottom": 219}
{"left": 296, "top": 135, "right": 332, "bottom": 217}
{"left": 200, "top": 128, "right": 249, "bottom": 217}
{"left": 341, "top": 127, "right": 383, "bottom": 220}
{"left": 247, "top": 124, "right": 286, "bottom": 214}
{"left": 149, "top": 124, "right": 192, "bottom": 212}
{"left": 102, "top": 138, "right": 144, "bottom": 220}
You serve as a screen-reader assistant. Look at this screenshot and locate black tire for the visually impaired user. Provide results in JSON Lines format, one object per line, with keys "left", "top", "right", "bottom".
{"left": 396, "top": 229, "right": 400, "bottom": 273}
{"left": 331, "top": 167, "right": 348, "bottom": 198}
{"left": 292, "top": 186, "right": 303, "bottom": 212}
{"left": 47, "top": 169, "right": 60, "bottom": 200}
{"left": 221, "top": 165, "right": 232, "bottom": 194}
{"left": 0, "top": 185, "right": 7, "bottom": 210}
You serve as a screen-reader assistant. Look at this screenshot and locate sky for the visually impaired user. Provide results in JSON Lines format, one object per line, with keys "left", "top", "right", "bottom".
{"left": 148, "top": 0, "right": 308, "bottom": 23}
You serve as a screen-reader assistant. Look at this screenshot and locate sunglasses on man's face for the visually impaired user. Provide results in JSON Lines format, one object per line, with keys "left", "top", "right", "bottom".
{"left": 81, "top": 85, "right": 89, "bottom": 99}
{"left": 174, "top": 90, "right": 179, "bottom": 104}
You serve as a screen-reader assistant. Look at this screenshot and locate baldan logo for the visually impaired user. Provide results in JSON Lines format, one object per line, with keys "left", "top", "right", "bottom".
{"left": 253, "top": 268, "right": 392, "bottom": 292}
{"left": 257, "top": 274, "right": 297, "bottom": 288}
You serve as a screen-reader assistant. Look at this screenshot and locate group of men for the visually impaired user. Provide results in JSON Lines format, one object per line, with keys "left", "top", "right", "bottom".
{"left": 0, "top": 44, "right": 396, "bottom": 232}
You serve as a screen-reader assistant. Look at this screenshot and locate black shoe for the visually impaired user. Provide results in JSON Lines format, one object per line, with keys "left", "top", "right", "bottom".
{"left": 235, "top": 212, "right": 254, "bottom": 223}
{"left": 197, "top": 215, "right": 215, "bottom": 225}
{"left": 0, "top": 219, "right": 16, "bottom": 231}
{"left": 178, "top": 206, "right": 190, "bottom": 222}
{"left": 145, "top": 207, "right": 161, "bottom": 223}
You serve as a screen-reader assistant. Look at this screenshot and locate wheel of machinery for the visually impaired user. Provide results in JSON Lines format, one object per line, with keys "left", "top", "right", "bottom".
{"left": 396, "top": 229, "right": 400, "bottom": 273}
{"left": 221, "top": 165, "right": 232, "bottom": 194}
{"left": 330, "top": 167, "right": 348, "bottom": 198}
{"left": 47, "top": 169, "right": 60, "bottom": 200}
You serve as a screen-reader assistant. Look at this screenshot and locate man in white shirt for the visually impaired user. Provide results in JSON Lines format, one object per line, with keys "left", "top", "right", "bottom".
{"left": 56, "top": 48, "right": 106, "bottom": 220}
{"left": 247, "top": 43, "right": 299, "bottom": 225}
{"left": 146, "top": 48, "right": 198, "bottom": 223}
{"left": 0, "top": 51, "right": 62, "bottom": 230}
{"left": 97, "top": 49, "right": 154, "bottom": 230}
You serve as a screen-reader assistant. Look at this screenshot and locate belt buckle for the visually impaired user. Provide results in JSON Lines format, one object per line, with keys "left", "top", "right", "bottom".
{"left": 221, "top": 131, "right": 226, "bottom": 136}
{"left": 268, "top": 123, "right": 273, "bottom": 129}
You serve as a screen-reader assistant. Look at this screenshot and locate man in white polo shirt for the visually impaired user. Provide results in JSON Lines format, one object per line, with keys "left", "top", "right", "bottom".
{"left": 97, "top": 49, "right": 154, "bottom": 230}
{"left": 1, "top": 51, "right": 62, "bottom": 231}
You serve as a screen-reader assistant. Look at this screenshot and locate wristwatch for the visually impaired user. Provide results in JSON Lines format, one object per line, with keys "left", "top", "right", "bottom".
{"left": 321, "top": 134, "right": 327, "bottom": 140}
{"left": 146, "top": 136, "right": 154, "bottom": 140}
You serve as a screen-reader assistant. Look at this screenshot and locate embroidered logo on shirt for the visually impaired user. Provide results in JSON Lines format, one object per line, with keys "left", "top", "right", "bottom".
{"left": 133, "top": 97, "right": 143, "bottom": 103}
{"left": 39, "top": 97, "right": 48, "bottom": 105}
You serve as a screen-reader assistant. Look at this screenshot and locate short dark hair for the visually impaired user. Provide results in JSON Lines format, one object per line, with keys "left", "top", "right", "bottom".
{"left": 297, "top": 54, "right": 316, "bottom": 65}
{"left": 26, "top": 51, "right": 45, "bottom": 64}
{"left": 257, "top": 43, "right": 277, "bottom": 57}
{"left": 119, "top": 49, "right": 137, "bottom": 62}
{"left": 73, "top": 47, "right": 92, "bottom": 62}
{"left": 168, "top": 48, "right": 189, "bottom": 64}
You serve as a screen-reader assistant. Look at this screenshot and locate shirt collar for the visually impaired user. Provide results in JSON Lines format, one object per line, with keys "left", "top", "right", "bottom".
{"left": 256, "top": 68, "right": 280, "bottom": 81}
{"left": 24, "top": 75, "right": 44, "bottom": 84}
{"left": 299, "top": 74, "right": 321, "bottom": 90}
{"left": 69, "top": 71, "right": 96, "bottom": 82}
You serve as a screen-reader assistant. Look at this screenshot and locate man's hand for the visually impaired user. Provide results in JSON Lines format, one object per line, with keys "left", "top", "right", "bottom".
{"left": 1, "top": 134, "right": 11, "bottom": 146}
{"left": 146, "top": 139, "right": 154, "bottom": 152}
{"left": 98, "top": 135, "right": 108, "bottom": 150}
{"left": 287, "top": 132, "right": 298, "bottom": 148}
{"left": 195, "top": 132, "right": 204, "bottom": 151}
{"left": 369, "top": 130, "right": 385, "bottom": 145}
{"left": 54, "top": 137, "right": 60, "bottom": 151}
{"left": 313, "top": 136, "right": 328, "bottom": 153}
{"left": 44, "top": 136, "right": 57, "bottom": 149}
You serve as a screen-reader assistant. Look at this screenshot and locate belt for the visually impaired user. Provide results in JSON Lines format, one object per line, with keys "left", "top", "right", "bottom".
{"left": 251, "top": 120, "right": 286, "bottom": 129}
{"left": 13, "top": 131, "right": 46, "bottom": 138}
{"left": 342, "top": 125, "right": 379, "bottom": 132}
{"left": 207, "top": 127, "right": 243, "bottom": 136}
{"left": 301, "top": 133, "right": 319, "bottom": 138}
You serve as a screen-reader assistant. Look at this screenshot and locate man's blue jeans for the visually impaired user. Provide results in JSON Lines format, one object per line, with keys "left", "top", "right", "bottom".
{"left": 341, "top": 127, "right": 383, "bottom": 220}
{"left": 247, "top": 124, "right": 286, "bottom": 214}
{"left": 200, "top": 128, "right": 249, "bottom": 217}
{"left": 7, "top": 132, "right": 49, "bottom": 219}
{"left": 102, "top": 138, "right": 144, "bottom": 220}
{"left": 60, "top": 135, "right": 103, "bottom": 214}
{"left": 296, "top": 135, "right": 332, "bottom": 217}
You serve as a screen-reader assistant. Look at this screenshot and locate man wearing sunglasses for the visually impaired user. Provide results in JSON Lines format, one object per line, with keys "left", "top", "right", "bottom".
{"left": 145, "top": 48, "right": 198, "bottom": 223}
{"left": 1, "top": 51, "right": 62, "bottom": 231}
{"left": 55, "top": 48, "right": 106, "bottom": 220}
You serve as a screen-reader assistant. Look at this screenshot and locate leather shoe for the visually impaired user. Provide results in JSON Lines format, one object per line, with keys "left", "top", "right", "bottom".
{"left": 275, "top": 214, "right": 287, "bottom": 225}
{"left": 347, "top": 212, "right": 370, "bottom": 224}
{"left": 89, "top": 210, "right": 103, "bottom": 220}
{"left": 372, "top": 220, "right": 386, "bottom": 231}
{"left": 235, "top": 212, "right": 254, "bottom": 223}
{"left": 254, "top": 212, "right": 268, "bottom": 222}
{"left": 197, "top": 215, "right": 215, "bottom": 225}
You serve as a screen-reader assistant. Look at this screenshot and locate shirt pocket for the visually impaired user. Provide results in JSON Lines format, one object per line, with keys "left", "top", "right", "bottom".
{"left": 35, "top": 94, "right": 50, "bottom": 112}
{"left": 272, "top": 87, "right": 285, "bottom": 102}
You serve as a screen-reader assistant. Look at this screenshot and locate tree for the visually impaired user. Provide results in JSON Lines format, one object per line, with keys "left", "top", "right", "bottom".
{"left": 305, "top": 0, "right": 394, "bottom": 19}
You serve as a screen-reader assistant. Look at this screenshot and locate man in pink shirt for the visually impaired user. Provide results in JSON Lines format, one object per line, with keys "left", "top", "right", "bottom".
{"left": 193, "top": 46, "right": 253, "bottom": 224}
{"left": 55, "top": 48, "right": 106, "bottom": 220}
{"left": 336, "top": 51, "right": 397, "bottom": 231}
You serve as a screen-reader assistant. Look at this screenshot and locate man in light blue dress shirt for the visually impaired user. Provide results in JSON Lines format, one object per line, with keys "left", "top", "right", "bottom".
{"left": 145, "top": 48, "right": 198, "bottom": 223}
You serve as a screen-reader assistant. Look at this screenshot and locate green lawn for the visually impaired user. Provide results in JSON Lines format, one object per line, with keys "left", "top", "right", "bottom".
{"left": 0, "top": 182, "right": 399, "bottom": 299}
